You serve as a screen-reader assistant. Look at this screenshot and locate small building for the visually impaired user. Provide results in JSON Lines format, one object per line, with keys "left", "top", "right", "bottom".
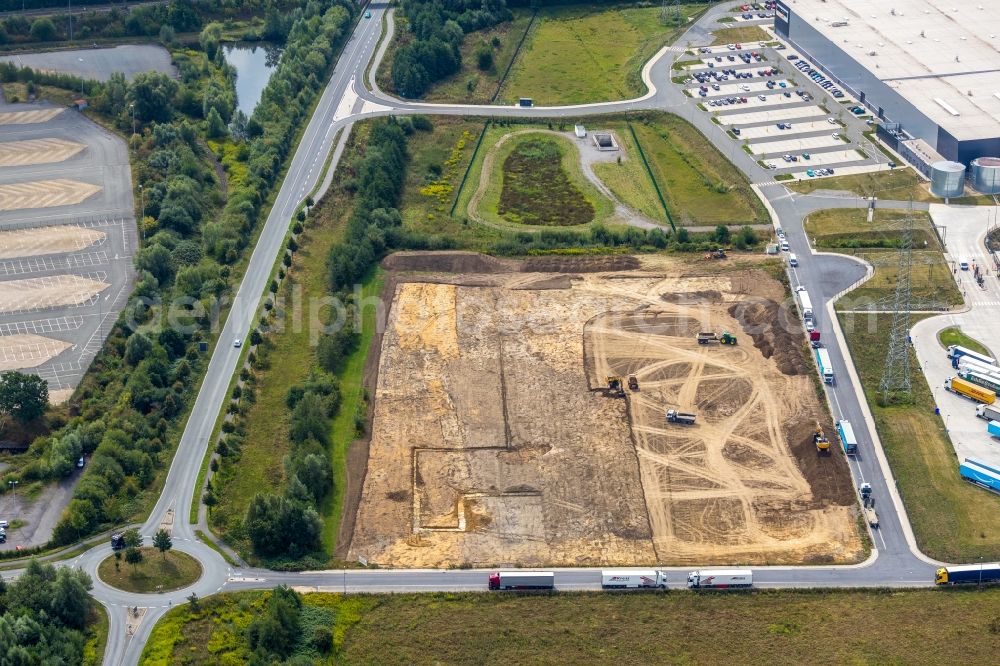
{"left": 73, "top": 99, "right": 88, "bottom": 111}
{"left": 574, "top": 124, "right": 586, "bottom": 138}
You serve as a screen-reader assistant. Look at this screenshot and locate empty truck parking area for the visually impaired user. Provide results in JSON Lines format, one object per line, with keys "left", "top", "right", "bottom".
{"left": 348, "top": 253, "right": 862, "bottom": 569}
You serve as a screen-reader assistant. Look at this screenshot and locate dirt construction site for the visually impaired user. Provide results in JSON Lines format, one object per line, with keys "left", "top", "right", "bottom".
{"left": 348, "top": 252, "right": 863, "bottom": 568}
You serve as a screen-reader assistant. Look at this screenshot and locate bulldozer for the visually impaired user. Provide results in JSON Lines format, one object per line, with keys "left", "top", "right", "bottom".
{"left": 606, "top": 376, "right": 625, "bottom": 397}
{"left": 813, "top": 423, "right": 830, "bottom": 454}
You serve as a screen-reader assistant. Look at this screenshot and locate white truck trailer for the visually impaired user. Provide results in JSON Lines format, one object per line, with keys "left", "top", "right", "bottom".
{"left": 488, "top": 571, "right": 555, "bottom": 590}
{"left": 686, "top": 569, "right": 753, "bottom": 589}
{"left": 976, "top": 404, "right": 1000, "bottom": 421}
{"left": 601, "top": 570, "right": 668, "bottom": 589}
{"left": 795, "top": 288, "right": 814, "bottom": 330}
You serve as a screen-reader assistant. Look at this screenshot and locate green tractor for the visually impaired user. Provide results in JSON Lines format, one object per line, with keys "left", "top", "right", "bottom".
{"left": 720, "top": 332, "right": 737, "bottom": 345}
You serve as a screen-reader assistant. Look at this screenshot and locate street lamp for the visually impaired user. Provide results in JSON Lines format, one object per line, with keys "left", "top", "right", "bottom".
{"left": 139, "top": 184, "right": 144, "bottom": 243}
{"left": 129, "top": 103, "right": 136, "bottom": 143}
{"left": 8, "top": 480, "right": 17, "bottom": 496}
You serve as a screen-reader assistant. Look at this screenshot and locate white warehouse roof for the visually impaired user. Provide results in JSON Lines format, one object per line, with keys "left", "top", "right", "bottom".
{"left": 784, "top": 0, "right": 1000, "bottom": 140}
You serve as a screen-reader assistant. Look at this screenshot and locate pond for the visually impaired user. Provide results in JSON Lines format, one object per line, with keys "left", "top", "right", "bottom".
{"left": 223, "top": 42, "right": 283, "bottom": 117}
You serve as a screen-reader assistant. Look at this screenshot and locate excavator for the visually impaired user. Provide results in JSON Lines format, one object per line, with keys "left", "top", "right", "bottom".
{"left": 814, "top": 423, "right": 830, "bottom": 454}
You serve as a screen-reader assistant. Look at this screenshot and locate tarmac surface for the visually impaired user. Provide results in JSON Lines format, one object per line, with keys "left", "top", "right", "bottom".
{"left": 0, "top": 101, "right": 135, "bottom": 393}
{"left": 0, "top": 45, "right": 175, "bottom": 82}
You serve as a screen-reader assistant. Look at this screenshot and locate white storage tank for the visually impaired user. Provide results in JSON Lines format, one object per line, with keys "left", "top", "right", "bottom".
{"left": 970, "top": 157, "right": 1000, "bottom": 194}
{"left": 930, "top": 160, "right": 966, "bottom": 198}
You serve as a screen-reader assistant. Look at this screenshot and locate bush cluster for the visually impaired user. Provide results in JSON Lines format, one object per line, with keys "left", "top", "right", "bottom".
{"left": 391, "top": 0, "right": 511, "bottom": 97}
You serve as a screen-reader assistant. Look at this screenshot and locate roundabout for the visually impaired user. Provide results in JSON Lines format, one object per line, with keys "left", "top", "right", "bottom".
{"left": 97, "top": 548, "right": 202, "bottom": 595}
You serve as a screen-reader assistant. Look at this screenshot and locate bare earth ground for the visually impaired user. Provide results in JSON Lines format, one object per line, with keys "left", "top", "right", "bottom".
{"left": 349, "top": 253, "right": 861, "bottom": 567}
{"left": 0, "top": 274, "right": 108, "bottom": 314}
{"left": 0, "top": 332, "right": 71, "bottom": 369}
{"left": 0, "top": 225, "right": 105, "bottom": 258}
{"left": 0, "top": 138, "right": 86, "bottom": 167}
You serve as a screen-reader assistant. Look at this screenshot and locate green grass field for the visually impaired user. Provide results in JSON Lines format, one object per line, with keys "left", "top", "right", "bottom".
{"left": 938, "top": 326, "right": 992, "bottom": 357}
{"left": 711, "top": 25, "right": 771, "bottom": 45}
{"left": 631, "top": 114, "right": 767, "bottom": 226}
{"left": 789, "top": 167, "right": 995, "bottom": 204}
{"left": 803, "top": 209, "right": 939, "bottom": 250}
{"left": 142, "top": 588, "right": 1000, "bottom": 665}
{"left": 209, "top": 134, "right": 382, "bottom": 560}
{"left": 97, "top": 549, "right": 201, "bottom": 594}
{"left": 839, "top": 313, "right": 1000, "bottom": 561}
{"left": 837, "top": 250, "right": 962, "bottom": 309}
{"left": 591, "top": 127, "right": 668, "bottom": 224}
{"left": 501, "top": 4, "right": 707, "bottom": 105}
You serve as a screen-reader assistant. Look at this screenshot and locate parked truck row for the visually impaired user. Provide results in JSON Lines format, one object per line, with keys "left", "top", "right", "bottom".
{"left": 489, "top": 570, "right": 754, "bottom": 590}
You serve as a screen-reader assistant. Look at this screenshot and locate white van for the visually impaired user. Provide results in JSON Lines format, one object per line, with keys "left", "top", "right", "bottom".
{"left": 780, "top": 240, "right": 790, "bottom": 252}
{"left": 788, "top": 253, "right": 798, "bottom": 267}
{"left": 959, "top": 258, "right": 969, "bottom": 270}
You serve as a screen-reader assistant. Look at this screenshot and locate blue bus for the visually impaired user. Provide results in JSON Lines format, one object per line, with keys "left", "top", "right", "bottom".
{"left": 836, "top": 419, "right": 858, "bottom": 455}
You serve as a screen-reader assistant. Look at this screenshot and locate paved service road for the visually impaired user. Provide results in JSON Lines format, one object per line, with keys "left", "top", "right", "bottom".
{"left": 0, "top": 5, "right": 967, "bottom": 665}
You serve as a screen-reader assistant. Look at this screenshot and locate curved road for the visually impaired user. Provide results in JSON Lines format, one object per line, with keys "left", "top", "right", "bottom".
{"left": 1, "top": 3, "right": 961, "bottom": 664}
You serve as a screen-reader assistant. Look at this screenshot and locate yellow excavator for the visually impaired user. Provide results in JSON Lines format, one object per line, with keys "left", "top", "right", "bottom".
{"left": 814, "top": 423, "right": 830, "bottom": 453}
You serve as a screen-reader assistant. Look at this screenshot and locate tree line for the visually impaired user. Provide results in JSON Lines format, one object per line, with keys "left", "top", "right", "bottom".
{"left": 0, "top": 0, "right": 309, "bottom": 45}
{"left": 391, "top": 0, "right": 511, "bottom": 97}
{"left": 0, "top": 0, "right": 359, "bottom": 555}
{"left": 0, "top": 560, "right": 95, "bottom": 664}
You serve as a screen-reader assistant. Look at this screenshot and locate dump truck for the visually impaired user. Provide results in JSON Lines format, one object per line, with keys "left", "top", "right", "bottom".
{"left": 863, "top": 502, "right": 879, "bottom": 529}
{"left": 686, "top": 569, "right": 753, "bottom": 589}
{"left": 488, "top": 571, "right": 554, "bottom": 590}
{"left": 813, "top": 424, "right": 830, "bottom": 453}
{"left": 697, "top": 331, "right": 737, "bottom": 345}
{"left": 628, "top": 375, "right": 639, "bottom": 391}
{"left": 935, "top": 563, "right": 1000, "bottom": 585}
{"left": 815, "top": 348, "right": 834, "bottom": 384}
{"left": 859, "top": 482, "right": 872, "bottom": 502}
{"left": 111, "top": 533, "right": 125, "bottom": 551}
{"left": 837, "top": 419, "right": 858, "bottom": 455}
{"left": 601, "top": 570, "right": 668, "bottom": 589}
{"left": 859, "top": 485, "right": 879, "bottom": 527}
{"left": 945, "top": 376, "right": 996, "bottom": 404}
{"left": 976, "top": 404, "right": 1000, "bottom": 421}
{"left": 809, "top": 330, "right": 821, "bottom": 348}
{"left": 666, "top": 409, "right": 697, "bottom": 425}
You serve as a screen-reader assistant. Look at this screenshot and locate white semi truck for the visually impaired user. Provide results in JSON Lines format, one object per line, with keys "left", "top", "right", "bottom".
{"left": 976, "top": 404, "right": 1000, "bottom": 421}
{"left": 686, "top": 569, "right": 753, "bottom": 589}
{"left": 601, "top": 570, "right": 669, "bottom": 589}
{"left": 795, "top": 288, "right": 814, "bottom": 331}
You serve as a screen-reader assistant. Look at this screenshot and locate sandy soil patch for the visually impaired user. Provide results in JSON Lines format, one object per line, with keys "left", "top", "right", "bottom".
{"left": 0, "top": 332, "right": 71, "bottom": 370}
{"left": 0, "top": 138, "right": 86, "bottom": 167}
{"left": 0, "top": 179, "right": 102, "bottom": 212}
{"left": 0, "top": 274, "right": 108, "bottom": 314}
{"left": 0, "top": 108, "right": 63, "bottom": 126}
{"left": 349, "top": 256, "right": 861, "bottom": 567}
{"left": 0, "top": 225, "right": 105, "bottom": 259}
{"left": 48, "top": 388, "right": 74, "bottom": 405}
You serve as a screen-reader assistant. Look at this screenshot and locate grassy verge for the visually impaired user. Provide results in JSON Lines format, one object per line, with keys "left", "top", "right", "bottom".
{"left": 501, "top": 3, "right": 707, "bottom": 105}
{"left": 938, "top": 326, "right": 992, "bottom": 357}
{"left": 631, "top": 114, "right": 767, "bottom": 225}
{"left": 195, "top": 529, "right": 237, "bottom": 567}
{"left": 803, "top": 208, "right": 938, "bottom": 249}
{"left": 142, "top": 588, "right": 1000, "bottom": 665}
{"left": 838, "top": 312, "right": 1000, "bottom": 561}
{"left": 592, "top": 127, "right": 668, "bottom": 224}
{"left": 97, "top": 548, "right": 202, "bottom": 594}
{"left": 789, "top": 167, "right": 994, "bottom": 204}
{"left": 82, "top": 600, "right": 109, "bottom": 666}
{"left": 836, "top": 250, "right": 961, "bottom": 309}
{"left": 711, "top": 25, "right": 771, "bottom": 45}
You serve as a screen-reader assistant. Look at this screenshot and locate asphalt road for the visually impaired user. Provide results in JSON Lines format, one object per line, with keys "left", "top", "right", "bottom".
{"left": 0, "top": 4, "right": 971, "bottom": 664}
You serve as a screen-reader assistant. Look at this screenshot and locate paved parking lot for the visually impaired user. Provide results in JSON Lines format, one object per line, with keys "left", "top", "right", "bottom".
{"left": 737, "top": 119, "right": 832, "bottom": 140}
{"left": 749, "top": 134, "right": 847, "bottom": 155}
{"left": 0, "top": 45, "right": 175, "bottom": 82}
{"left": 716, "top": 104, "right": 826, "bottom": 125}
{"left": 761, "top": 148, "right": 860, "bottom": 168}
{"left": 0, "top": 102, "right": 136, "bottom": 396}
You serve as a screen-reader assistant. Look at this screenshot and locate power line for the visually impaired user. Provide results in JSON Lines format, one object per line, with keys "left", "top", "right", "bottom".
{"left": 878, "top": 203, "right": 915, "bottom": 403}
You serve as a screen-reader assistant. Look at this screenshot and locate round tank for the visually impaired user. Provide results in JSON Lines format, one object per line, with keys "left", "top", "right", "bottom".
{"left": 930, "top": 160, "right": 966, "bottom": 198}
{"left": 970, "top": 157, "right": 1000, "bottom": 194}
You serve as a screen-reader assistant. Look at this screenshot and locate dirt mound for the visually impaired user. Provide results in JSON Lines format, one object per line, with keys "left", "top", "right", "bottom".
{"left": 728, "top": 299, "right": 810, "bottom": 376}
{"left": 522, "top": 255, "right": 640, "bottom": 273}
{"left": 382, "top": 251, "right": 514, "bottom": 274}
{"left": 661, "top": 290, "right": 724, "bottom": 305}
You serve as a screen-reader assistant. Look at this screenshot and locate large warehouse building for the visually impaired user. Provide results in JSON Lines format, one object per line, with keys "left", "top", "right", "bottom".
{"left": 775, "top": 0, "right": 1000, "bottom": 168}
